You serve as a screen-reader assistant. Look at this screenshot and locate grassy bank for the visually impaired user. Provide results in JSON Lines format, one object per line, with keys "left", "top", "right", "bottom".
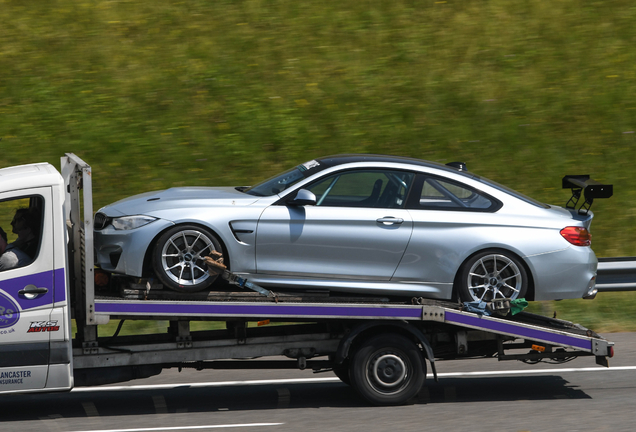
{"left": 2, "top": 0, "right": 635, "bottom": 329}
{"left": 527, "top": 292, "right": 636, "bottom": 333}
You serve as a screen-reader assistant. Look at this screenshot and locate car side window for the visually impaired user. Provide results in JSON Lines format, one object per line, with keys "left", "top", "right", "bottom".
{"left": 408, "top": 175, "right": 500, "bottom": 211}
{"left": 0, "top": 196, "right": 44, "bottom": 272}
{"left": 306, "top": 170, "right": 414, "bottom": 208}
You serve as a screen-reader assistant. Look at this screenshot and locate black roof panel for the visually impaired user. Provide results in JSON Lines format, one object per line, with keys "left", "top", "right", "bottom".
{"left": 314, "top": 154, "right": 478, "bottom": 178}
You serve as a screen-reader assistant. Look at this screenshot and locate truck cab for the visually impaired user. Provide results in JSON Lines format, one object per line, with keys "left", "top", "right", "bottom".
{"left": 0, "top": 161, "right": 72, "bottom": 393}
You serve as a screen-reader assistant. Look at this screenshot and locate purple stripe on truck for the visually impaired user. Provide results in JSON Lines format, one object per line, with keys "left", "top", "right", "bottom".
{"left": 445, "top": 311, "right": 592, "bottom": 351}
{"left": 95, "top": 301, "right": 423, "bottom": 319}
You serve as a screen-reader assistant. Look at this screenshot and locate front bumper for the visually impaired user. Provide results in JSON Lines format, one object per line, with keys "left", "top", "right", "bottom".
{"left": 94, "top": 218, "right": 174, "bottom": 277}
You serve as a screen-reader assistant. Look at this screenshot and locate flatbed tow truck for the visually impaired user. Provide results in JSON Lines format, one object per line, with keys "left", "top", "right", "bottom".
{"left": 0, "top": 154, "right": 614, "bottom": 405}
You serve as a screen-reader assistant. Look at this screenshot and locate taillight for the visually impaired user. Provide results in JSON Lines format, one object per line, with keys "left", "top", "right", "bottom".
{"left": 560, "top": 226, "right": 592, "bottom": 246}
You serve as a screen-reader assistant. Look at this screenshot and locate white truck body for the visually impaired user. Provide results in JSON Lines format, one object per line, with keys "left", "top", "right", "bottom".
{"left": 0, "top": 162, "right": 71, "bottom": 392}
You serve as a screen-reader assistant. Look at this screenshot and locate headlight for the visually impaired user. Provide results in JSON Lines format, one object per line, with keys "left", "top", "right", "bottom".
{"left": 111, "top": 215, "right": 157, "bottom": 230}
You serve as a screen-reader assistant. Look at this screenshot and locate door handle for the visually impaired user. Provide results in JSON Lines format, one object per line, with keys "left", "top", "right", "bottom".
{"left": 18, "top": 284, "right": 49, "bottom": 295}
{"left": 376, "top": 217, "right": 404, "bottom": 225}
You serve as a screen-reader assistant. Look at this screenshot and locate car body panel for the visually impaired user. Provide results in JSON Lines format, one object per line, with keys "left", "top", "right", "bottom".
{"left": 524, "top": 246, "right": 598, "bottom": 300}
{"left": 255, "top": 206, "right": 413, "bottom": 280}
{"left": 241, "top": 274, "right": 451, "bottom": 298}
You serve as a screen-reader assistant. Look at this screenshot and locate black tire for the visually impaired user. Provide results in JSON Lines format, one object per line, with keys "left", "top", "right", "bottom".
{"left": 458, "top": 249, "right": 528, "bottom": 302}
{"left": 333, "top": 360, "right": 351, "bottom": 386}
{"left": 152, "top": 224, "right": 224, "bottom": 293}
{"left": 349, "top": 334, "right": 426, "bottom": 406}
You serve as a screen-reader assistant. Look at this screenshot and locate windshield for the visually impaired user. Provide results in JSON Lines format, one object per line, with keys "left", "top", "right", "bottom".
{"left": 244, "top": 166, "right": 307, "bottom": 196}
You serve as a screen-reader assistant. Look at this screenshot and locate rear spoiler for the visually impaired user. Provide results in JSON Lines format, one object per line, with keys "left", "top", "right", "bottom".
{"left": 562, "top": 175, "right": 613, "bottom": 215}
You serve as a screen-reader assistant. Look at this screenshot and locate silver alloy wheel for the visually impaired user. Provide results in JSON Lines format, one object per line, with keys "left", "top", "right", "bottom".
{"left": 366, "top": 350, "right": 410, "bottom": 395}
{"left": 466, "top": 253, "right": 523, "bottom": 301}
{"left": 160, "top": 229, "right": 216, "bottom": 286}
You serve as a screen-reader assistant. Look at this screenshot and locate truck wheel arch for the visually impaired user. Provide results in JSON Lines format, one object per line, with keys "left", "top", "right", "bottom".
{"left": 334, "top": 321, "right": 437, "bottom": 382}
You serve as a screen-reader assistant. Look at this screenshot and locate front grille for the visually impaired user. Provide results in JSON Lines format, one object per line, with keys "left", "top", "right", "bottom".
{"left": 94, "top": 212, "right": 110, "bottom": 230}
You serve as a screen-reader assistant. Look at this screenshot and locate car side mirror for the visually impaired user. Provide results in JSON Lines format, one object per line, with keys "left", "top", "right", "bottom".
{"left": 288, "top": 189, "right": 317, "bottom": 206}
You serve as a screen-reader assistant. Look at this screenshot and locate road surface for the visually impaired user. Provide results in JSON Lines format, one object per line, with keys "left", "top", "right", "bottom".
{"left": 1, "top": 332, "right": 635, "bottom": 432}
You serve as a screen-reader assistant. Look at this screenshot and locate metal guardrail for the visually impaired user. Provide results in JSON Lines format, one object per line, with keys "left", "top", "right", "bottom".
{"left": 596, "top": 257, "right": 636, "bottom": 292}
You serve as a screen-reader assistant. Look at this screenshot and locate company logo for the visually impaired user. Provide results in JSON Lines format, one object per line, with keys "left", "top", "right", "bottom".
{"left": 0, "top": 370, "right": 32, "bottom": 385}
{"left": 27, "top": 320, "right": 60, "bottom": 333}
{"left": 0, "top": 292, "right": 20, "bottom": 328}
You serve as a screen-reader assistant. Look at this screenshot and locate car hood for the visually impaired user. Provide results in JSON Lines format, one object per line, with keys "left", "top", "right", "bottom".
{"left": 98, "top": 187, "right": 261, "bottom": 217}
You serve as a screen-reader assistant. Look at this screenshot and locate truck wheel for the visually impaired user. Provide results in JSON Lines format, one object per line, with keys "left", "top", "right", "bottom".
{"left": 458, "top": 249, "right": 528, "bottom": 302}
{"left": 152, "top": 225, "right": 224, "bottom": 293}
{"left": 349, "top": 334, "right": 425, "bottom": 406}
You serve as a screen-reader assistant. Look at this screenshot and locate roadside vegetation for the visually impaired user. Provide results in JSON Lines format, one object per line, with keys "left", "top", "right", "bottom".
{"left": 2, "top": 0, "right": 635, "bottom": 331}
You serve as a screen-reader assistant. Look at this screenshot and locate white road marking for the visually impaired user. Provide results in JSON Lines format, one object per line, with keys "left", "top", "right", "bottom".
{"left": 70, "top": 423, "right": 284, "bottom": 432}
{"left": 71, "top": 377, "right": 342, "bottom": 392}
{"left": 432, "top": 365, "right": 636, "bottom": 377}
{"left": 70, "top": 366, "right": 636, "bottom": 393}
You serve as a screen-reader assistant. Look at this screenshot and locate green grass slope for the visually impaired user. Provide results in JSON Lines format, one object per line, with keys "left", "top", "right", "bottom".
{"left": 1, "top": 0, "right": 635, "bottom": 330}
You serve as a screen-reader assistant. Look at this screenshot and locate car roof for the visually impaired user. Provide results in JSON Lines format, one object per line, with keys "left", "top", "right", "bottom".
{"left": 310, "top": 154, "right": 551, "bottom": 209}
{"left": 314, "top": 154, "right": 479, "bottom": 179}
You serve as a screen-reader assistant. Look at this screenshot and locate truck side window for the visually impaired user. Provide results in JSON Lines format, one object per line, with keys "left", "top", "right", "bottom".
{"left": 0, "top": 196, "right": 44, "bottom": 271}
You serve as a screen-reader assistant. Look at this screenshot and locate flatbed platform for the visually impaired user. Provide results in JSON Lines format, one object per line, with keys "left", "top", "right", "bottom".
{"left": 93, "top": 285, "right": 609, "bottom": 358}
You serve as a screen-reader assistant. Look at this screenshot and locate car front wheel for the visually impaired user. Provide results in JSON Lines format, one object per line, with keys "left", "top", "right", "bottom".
{"left": 152, "top": 224, "right": 224, "bottom": 292}
{"left": 458, "top": 249, "right": 528, "bottom": 302}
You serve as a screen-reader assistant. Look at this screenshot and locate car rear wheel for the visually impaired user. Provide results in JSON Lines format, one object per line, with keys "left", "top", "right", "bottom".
{"left": 458, "top": 250, "right": 528, "bottom": 302}
{"left": 152, "top": 225, "right": 223, "bottom": 293}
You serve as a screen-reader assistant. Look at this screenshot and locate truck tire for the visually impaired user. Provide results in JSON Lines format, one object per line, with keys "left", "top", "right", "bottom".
{"left": 458, "top": 249, "right": 528, "bottom": 302}
{"left": 333, "top": 360, "right": 351, "bottom": 386}
{"left": 152, "top": 224, "right": 224, "bottom": 293}
{"left": 349, "top": 334, "right": 425, "bottom": 406}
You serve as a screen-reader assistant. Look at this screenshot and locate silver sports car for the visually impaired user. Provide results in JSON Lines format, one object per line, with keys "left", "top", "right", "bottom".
{"left": 93, "top": 154, "right": 612, "bottom": 302}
